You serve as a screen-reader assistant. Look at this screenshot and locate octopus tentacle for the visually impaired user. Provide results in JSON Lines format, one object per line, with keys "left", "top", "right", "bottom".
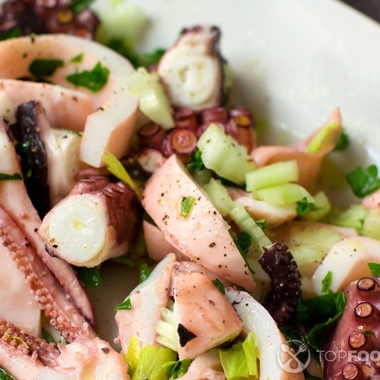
{"left": 0, "top": 206, "right": 96, "bottom": 342}
{"left": 258, "top": 242, "right": 302, "bottom": 325}
{"left": 322, "top": 276, "right": 380, "bottom": 379}
{"left": 0, "top": 319, "right": 59, "bottom": 367}
{"left": 0, "top": 109, "right": 95, "bottom": 326}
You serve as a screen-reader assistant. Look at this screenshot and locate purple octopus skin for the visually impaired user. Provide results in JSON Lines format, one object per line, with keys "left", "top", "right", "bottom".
{"left": 258, "top": 242, "right": 302, "bottom": 325}
{"left": 322, "top": 277, "right": 380, "bottom": 379}
{"left": 0, "top": 116, "right": 96, "bottom": 329}
{"left": 0, "top": 0, "right": 100, "bottom": 40}
{"left": 7, "top": 100, "right": 51, "bottom": 219}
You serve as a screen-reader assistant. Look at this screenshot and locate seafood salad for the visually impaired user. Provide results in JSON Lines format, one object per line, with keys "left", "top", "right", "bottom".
{"left": 0, "top": 1, "right": 380, "bottom": 379}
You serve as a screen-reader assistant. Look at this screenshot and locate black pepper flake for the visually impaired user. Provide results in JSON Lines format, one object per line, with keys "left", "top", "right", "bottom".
{"left": 209, "top": 242, "right": 216, "bottom": 248}
{"left": 52, "top": 244, "right": 58, "bottom": 249}
{"left": 101, "top": 347, "right": 110, "bottom": 354}
{"left": 23, "top": 53, "right": 28, "bottom": 59}
{"left": 2, "top": 117, "right": 8, "bottom": 124}
{"left": 72, "top": 96, "right": 78, "bottom": 102}
{"left": 97, "top": 107, "right": 104, "bottom": 111}
{"left": 177, "top": 323, "right": 197, "bottom": 347}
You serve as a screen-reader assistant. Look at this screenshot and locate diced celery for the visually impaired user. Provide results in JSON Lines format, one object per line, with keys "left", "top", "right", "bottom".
{"left": 202, "top": 178, "right": 234, "bottom": 217}
{"left": 301, "top": 191, "right": 332, "bottom": 222}
{"left": 156, "top": 303, "right": 178, "bottom": 353}
{"left": 125, "top": 335, "right": 143, "bottom": 376}
{"left": 305, "top": 121, "right": 341, "bottom": 154}
{"left": 132, "top": 344, "right": 177, "bottom": 380}
{"left": 219, "top": 332, "right": 260, "bottom": 380}
{"left": 245, "top": 160, "right": 298, "bottom": 192}
{"left": 127, "top": 67, "right": 174, "bottom": 129}
{"left": 95, "top": 3, "right": 148, "bottom": 45}
{"left": 197, "top": 123, "right": 256, "bottom": 185}
{"left": 253, "top": 183, "right": 314, "bottom": 205}
{"left": 362, "top": 210, "right": 380, "bottom": 240}
{"left": 228, "top": 201, "right": 272, "bottom": 251}
{"left": 327, "top": 204, "right": 368, "bottom": 231}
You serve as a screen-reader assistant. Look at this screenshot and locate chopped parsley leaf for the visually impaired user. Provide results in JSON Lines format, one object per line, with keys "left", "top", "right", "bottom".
{"left": 368, "top": 262, "right": 380, "bottom": 276}
{"left": 236, "top": 231, "right": 252, "bottom": 255}
{"left": 255, "top": 219, "right": 267, "bottom": 230}
{"left": 107, "top": 39, "right": 165, "bottom": 68}
{"left": 346, "top": 165, "right": 380, "bottom": 198}
{"left": 115, "top": 298, "right": 133, "bottom": 311}
{"left": 180, "top": 196, "right": 195, "bottom": 219}
{"left": 296, "top": 197, "right": 321, "bottom": 216}
{"left": 139, "top": 263, "right": 152, "bottom": 283}
{"left": 66, "top": 62, "right": 110, "bottom": 92}
{"left": 333, "top": 130, "right": 349, "bottom": 152}
{"left": 29, "top": 59, "right": 64, "bottom": 77}
{"left": 76, "top": 266, "right": 102, "bottom": 288}
{"left": 163, "top": 359, "right": 192, "bottom": 380}
{"left": 321, "top": 271, "right": 333, "bottom": 293}
{"left": 0, "top": 173, "right": 22, "bottom": 182}
{"left": 212, "top": 279, "right": 225, "bottom": 294}
{"left": 70, "top": 53, "right": 84, "bottom": 63}
{"left": 186, "top": 148, "right": 205, "bottom": 171}
{"left": 0, "top": 368, "right": 16, "bottom": 380}
{"left": 0, "top": 27, "right": 22, "bottom": 41}
{"left": 68, "top": 0, "right": 95, "bottom": 14}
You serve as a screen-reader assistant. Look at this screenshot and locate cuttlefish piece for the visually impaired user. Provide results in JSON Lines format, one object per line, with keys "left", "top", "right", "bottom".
{"left": 0, "top": 79, "right": 93, "bottom": 131}
{"left": 173, "top": 269, "right": 242, "bottom": 360}
{"left": 226, "top": 288, "right": 305, "bottom": 380}
{"left": 0, "top": 34, "right": 138, "bottom": 167}
{"left": 115, "top": 253, "right": 178, "bottom": 353}
{"left": 312, "top": 236, "right": 380, "bottom": 295}
{"left": 141, "top": 154, "right": 255, "bottom": 292}
{"left": 251, "top": 108, "right": 342, "bottom": 188}
{"left": 0, "top": 93, "right": 95, "bottom": 328}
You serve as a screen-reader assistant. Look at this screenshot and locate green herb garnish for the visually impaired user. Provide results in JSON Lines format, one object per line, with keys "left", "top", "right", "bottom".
{"left": 68, "top": 0, "right": 95, "bottom": 14}
{"left": 296, "top": 197, "right": 321, "bottom": 216}
{"left": 255, "top": 219, "right": 267, "bottom": 230}
{"left": 321, "top": 271, "right": 333, "bottom": 293}
{"left": 116, "top": 297, "right": 133, "bottom": 311}
{"left": 0, "top": 27, "right": 22, "bottom": 41}
{"left": 66, "top": 62, "right": 110, "bottom": 92}
{"left": 333, "top": 130, "right": 349, "bottom": 152}
{"left": 0, "top": 368, "right": 16, "bottom": 380}
{"left": 139, "top": 263, "right": 152, "bottom": 283}
{"left": 368, "top": 262, "right": 380, "bottom": 276}
{"left": 0, "top": 173, "right": 22, "bottom": 182}
{"left": 76, "top": 266, "right": 102, "bottom": 288}
{"left": 107, "top": 39, "right": 165, "bottom": 68}
{"left": 236, "top": 231, "right": 252, "bottom": 255}
{"left": 346, "top": 165, "right": 380, "bottom": 198}
{"left": 41, "top": 328, "right": 56, "bottom": 343}
{"left": 180, "top": 196, "right": 195, "bottom": 219}
{"left": 291, "top": 291, "right": 346, "bottom": 350}
{"left": 212, "top": 279, "right": 225, "bottom": 295}
{"left": 29, "top": 59, "right": 64, "bottom": 77}
{"left": 70, "top": 53, "right": 84, "bottom": 63}
{"left": 186, "top": 148, "right": 205, "bottom": 171}
{"left": 163, "top": 359, "right": 192, "bottom": 380}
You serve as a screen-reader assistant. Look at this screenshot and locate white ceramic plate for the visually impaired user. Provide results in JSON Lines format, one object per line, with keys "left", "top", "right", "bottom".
{"left": 89, "top": 0, "right": 380, "bottom": 346}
